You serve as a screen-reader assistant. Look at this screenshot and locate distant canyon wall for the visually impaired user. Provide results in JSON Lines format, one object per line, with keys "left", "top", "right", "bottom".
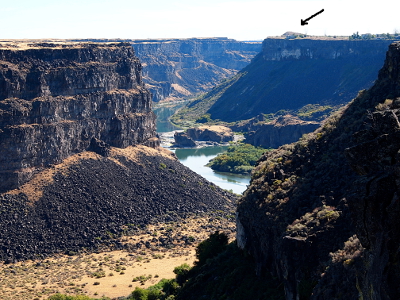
{"left": 195, "top": 38, "right": 398, "bottom": 122}
{"left": 131, "top": 38, "right": 262, "bottom": 101}
{"left": 262, "top": 38, "right": 394, "bottom": 61}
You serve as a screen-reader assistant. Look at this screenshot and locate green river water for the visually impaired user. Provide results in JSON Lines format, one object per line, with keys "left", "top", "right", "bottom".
{"left": 153, "top": 103, "right": 251, "bottom": 195}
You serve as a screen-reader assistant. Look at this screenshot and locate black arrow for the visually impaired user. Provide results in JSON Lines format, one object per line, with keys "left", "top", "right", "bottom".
{"left": 301, "top": 9, "right": 324, "bottom": 26}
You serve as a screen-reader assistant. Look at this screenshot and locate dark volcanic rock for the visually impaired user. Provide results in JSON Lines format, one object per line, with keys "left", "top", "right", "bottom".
{"left": 173, "top": 132, "right": 196, "bottom": 147}
{"left": 88, "top": 137, "right": 111, "bottom": 157}
{"left": 0, "top": 42, "right": 158, "bottom": 192}
{"left": 244, "top": 115, "right": 320, "bottom": 148}
{"left": 0, "top": 146, "right": 235, "bottom": 262}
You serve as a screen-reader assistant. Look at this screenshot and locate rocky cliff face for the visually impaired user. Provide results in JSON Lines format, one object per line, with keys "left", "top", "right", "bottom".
{"left": 262, "top": 38, "right": 392, "bottom": 61}
{"left": 0, "top": 42, "right": 157, "bottom": 192}
{"left": 173, "top": 125, "right": 234, "bottom": 147}
{"left": 180, "top": 38, "right": 397, "bottom": 123}
{"left": 131, "top": 38, "right": 261, "bottom": 101}
{"left": 0, "top": 41, "right": 235, "bottom": 262}
{"left": 244, "top": 115, "right": 320, "bottom": 148}
{"left": 236, "top": 42, "right": 400, "bottom": 299}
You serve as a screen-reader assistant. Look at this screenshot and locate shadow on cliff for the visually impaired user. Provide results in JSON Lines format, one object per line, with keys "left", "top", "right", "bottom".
{"left": 236, "top": 42, "right": 400, "bottom": 299}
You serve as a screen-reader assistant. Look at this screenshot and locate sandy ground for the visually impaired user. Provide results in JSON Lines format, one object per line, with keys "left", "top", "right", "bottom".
{"left": 0, "top": 213, "right": 236, "bottom": 300}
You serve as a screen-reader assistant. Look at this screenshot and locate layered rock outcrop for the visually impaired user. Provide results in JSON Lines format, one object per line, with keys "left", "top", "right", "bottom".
{"left": 236, "top": 42, "right": 400, "bottom": 299}
{"left": 261, "top": 38, "right": 394, "bottom": 61}
{"left": 186, "top": 125, "right": 234, "bottom": 143}
{"left": 173, "top": 131, "right": 196, "bottom": 147}
{"left": 0, "top": 42, "right": 157, "bottom": 192}
{"left": 0, "top": 41, "right": 235, "bottom": 262}
{"left": 173, "top": 125, "right": 234, "bottom": 147}
{"left": 131, "top": 38, "right": 261, "bottom": 101}
{"left": 244, "top": 115, "right": 320, "bottom": 148}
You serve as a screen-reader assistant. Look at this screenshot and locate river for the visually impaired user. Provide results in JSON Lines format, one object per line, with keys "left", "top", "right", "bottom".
{"left": 153, "top": 102, "right": 251, "bottom": 195}
{"left": 173, "top": 147, "right": 250, "bottom": 195}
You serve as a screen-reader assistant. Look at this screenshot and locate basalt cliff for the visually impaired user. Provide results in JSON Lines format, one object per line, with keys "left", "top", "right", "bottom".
{"left": 0, "top": 42, "right": 234, "bottom": 262}
{"left": 236, "top": 41, "right": 400, "bottom": 299}
{"left": 0, "top": 42, "right": 158, "bottom": 192}
{"left": 130, "top": 38, "right": 261, "bottom": 102}
{"left": 179, "top": 38, "right": 397, "bottom": 123}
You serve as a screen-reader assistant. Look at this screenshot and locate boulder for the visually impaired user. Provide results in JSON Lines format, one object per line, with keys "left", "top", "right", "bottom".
{"left": 173, "top": 132, "right": 196, "bottom": 147}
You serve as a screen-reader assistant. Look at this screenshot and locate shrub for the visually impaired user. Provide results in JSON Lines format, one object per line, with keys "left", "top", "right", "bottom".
{"left": 173, "top": 263, "right": 191, "bottom": 284}
{"left": 207, "top": 143, "right": 268, "bottom": 174}
{"left": 196, "top": 114, "right": 212, "bottom": 123}
{"left": 195, "top": 231, "right": 228, "bottom": 266}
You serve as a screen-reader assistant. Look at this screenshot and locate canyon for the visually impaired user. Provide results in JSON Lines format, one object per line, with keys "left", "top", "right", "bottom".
{"left": 71, "top": 38, "right": 262, "bottom": 102}
{"left": 1, "top": 37, "right": 400, "bottom": 300}
{"left": 0, "top": 41, "right": 235, "bottom": 264}
{"left": 131, "top": 38, "right": 261, "bottom": 102}
{"left": 176, "top": 38, "right": 397, "bottom": 124}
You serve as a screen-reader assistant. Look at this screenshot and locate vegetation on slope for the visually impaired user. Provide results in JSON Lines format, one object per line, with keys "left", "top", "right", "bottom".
{"left": 206, "top": 143, "right": 269, "bottom": 174}
{"left": 47, "top": 232, "right": 284, "bottom": 300}
{"left": 171, "top": 39, "right": 389, "bottom": 125}
{"left": 128, "top": 231, "right": 284, "bottom": 300}
{"left": 170, "top": 74, "right": 244, "bottom": 128}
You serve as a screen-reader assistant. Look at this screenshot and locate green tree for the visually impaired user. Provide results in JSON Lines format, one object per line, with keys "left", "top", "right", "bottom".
{"left": 195, "top": 231, "right": 228, "bottom": 267}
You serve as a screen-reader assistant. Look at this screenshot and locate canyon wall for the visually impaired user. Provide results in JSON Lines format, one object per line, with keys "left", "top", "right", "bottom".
{"left": 236, "top": 42, "right": 400, "bottom": 299}
{"left": 183, "top": 38, "right": 397, "bottom": 123}
{"left": 131, "top": 38, "right": 261, "bottom": 101}
{"left": 244, "top": 115, "right": 320, "bottom": 148}
{"left": 0, "top": 41, "right": 235, "bottom": 262}
{"left": 262, "top": 38, "right": 393, "bottom": 61}
{"left": 0, "top": 42, "right": 158, "bottom": 192}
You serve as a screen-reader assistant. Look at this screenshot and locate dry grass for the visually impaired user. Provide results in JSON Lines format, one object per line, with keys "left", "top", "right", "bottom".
{"left": 0, "top": 40, "right": 123, "bottom": 51}
{"left": 0, "top": 213, "right": 235, "bottom": 300}
{"left": 6, "top": 152, "right": 101, "bottom": 205}
{"left": 171, "top": 84, "right": 191, "bottom": 96}
{"left": 1, "top": 144, "right": 235, "bottom": 299}
{"left": 197, "top": 125, "right": 232, "bottom": 134}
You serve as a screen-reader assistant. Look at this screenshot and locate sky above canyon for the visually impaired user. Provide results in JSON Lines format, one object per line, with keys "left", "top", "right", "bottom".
{"left": 1, "top": 0, "right": 399, "bottom": 40}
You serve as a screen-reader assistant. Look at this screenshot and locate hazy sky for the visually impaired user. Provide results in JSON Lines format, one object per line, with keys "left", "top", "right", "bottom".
{"left": 1, "top": 0, "right": 399, "bottom": 40}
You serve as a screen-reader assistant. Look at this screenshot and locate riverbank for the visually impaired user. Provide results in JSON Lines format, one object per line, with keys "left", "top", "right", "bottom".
{"left": 158, "top": 131, "right": 244, "bottom": 149}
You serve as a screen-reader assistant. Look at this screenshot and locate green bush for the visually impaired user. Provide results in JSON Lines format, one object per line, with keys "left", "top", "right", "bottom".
{"left": 195, "top": 231, "right": 228, "bottom": 267}
{"left": 195, "top": 114, "right": 212, "bottom": 123}
{"left": 207, "top": 143, "right": 268, "bottom": 174}
{"left": 128, "top": 278, "right": 179, "bottom": 300}
{"left": 173, "top": 263, "right": 191, "bottom": 284}
{"left": 176, "top": 242, "right": 285, "bottom": 300}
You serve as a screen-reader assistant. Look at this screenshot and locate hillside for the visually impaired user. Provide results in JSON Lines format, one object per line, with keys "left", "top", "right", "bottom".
{"left": 174, "top": 38, "right": 397, "bottom": 123}
{"left": 235, "top": 41, "right": 400, "bottom": 299}
{"left": 0, "top": 145, "right": 234, "bottom": 262}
